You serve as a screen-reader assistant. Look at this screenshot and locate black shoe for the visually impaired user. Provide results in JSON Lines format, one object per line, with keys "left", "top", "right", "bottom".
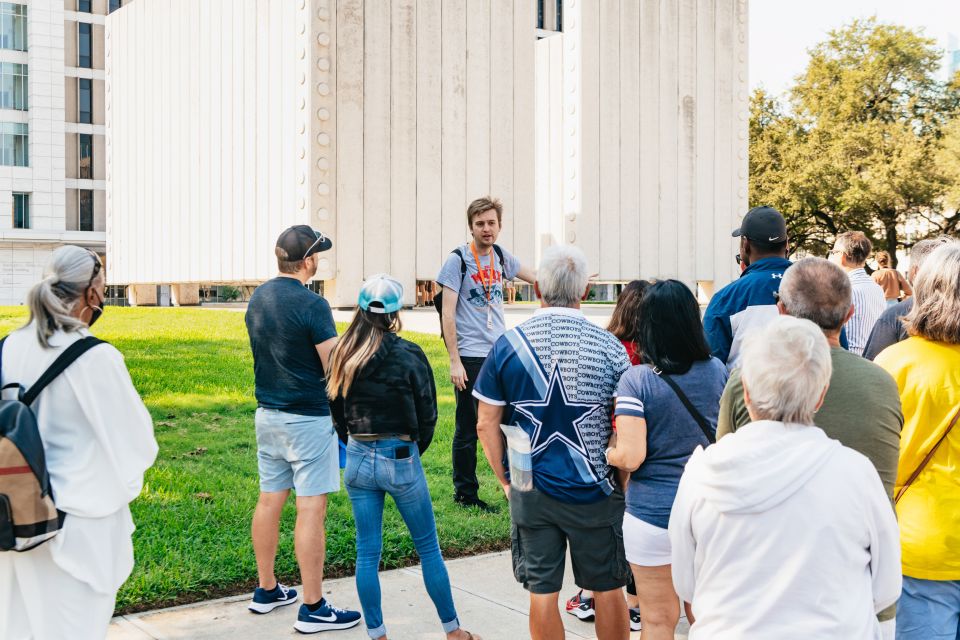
{"left": 454, "top": 494, "right": 496, "bottom": 512}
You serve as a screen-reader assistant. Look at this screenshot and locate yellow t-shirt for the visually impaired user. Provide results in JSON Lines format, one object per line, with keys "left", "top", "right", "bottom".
{"left": 876, "top": 337, "right": 960, "bottom": 580}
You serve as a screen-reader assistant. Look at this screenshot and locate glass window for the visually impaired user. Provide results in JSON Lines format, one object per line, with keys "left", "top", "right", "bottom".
{"left": 536, "top": 0, "right": 562, "bottom": 33}
{"left": 78, "top": 22, "right": 92, "bottom": 68}
{"left": 0, "top": 121, "right": 27, "bottom": 166}
{"left": 78, "top": 0, "right": 91, "bottom": 12}
{"left": 0, "top": 3, "right": 26, "bottom": 51}
{"left": 12, "top": 191, "right": 27, "bottom": 228}
{"left": 109, "top": 0, "right": 122, "bottom": 13}
{"left": 0, "top": 62, "right": 27, "bottom": 110}
{"left": 79, "top": 78, "right": 92, "bottom": 123}
{"left": 79, "top": 133, "right": 93, "bottom": 179}
{"left": 79, "top": 189, "right": 94, "bottom": 231}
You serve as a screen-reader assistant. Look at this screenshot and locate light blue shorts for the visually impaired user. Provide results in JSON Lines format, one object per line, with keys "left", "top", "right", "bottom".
{"left": 255, "top": 408, "right": 340, "bottom": 496}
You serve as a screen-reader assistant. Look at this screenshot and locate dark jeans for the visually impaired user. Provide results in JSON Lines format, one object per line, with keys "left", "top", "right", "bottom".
{"left": 452, "top": 356, "right": 486, "bottom": 499}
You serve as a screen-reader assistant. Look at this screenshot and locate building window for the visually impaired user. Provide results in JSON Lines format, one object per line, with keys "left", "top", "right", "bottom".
{"left": 536, "top": 0, "right": 562, "bottom": 34}
{"left": 79, "top": 133, "right": 93, "bottom": 179}
{"left": 78, "top": 0, "right": 91, "bottom": 12}
{"left": 79, "top": 189, "right": 94, "bottom": 231}
{"left": 12, "top": 191, "right": 27, "bottom": 228}
{"left": 0, "top": 121, "right": 27, "bottom": 166}
{"left": 0, "top": 3, "right": 26, "bottom": 51}
{"left": 78, "top": 22, "right": 92, "bottom": 68}
{"left": 0, "top": 62, "right": 26, "bottom": 110}
{"left": 109, "top": 0, "right": 122, "bottom": 13}
{"left": 79, "top": 78, "right": 92, "bottom": 123}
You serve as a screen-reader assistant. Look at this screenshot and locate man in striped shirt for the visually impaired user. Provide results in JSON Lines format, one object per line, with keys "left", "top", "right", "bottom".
{"left": 829, "top": 231, "right": 886, "bottom": 356}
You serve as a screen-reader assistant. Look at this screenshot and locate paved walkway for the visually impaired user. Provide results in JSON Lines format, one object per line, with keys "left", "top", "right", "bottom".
{"left": 108, "top": 551, "right": 689, "bottom": 639}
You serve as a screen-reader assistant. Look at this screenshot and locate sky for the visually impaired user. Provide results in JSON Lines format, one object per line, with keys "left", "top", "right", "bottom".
{"left": 750, "top": 0, "right": 960, "bottom": 98}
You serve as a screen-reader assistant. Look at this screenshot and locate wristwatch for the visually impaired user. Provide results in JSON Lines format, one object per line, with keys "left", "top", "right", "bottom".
{"left": 604, "top": 447, "right": 613, "bottom": 464}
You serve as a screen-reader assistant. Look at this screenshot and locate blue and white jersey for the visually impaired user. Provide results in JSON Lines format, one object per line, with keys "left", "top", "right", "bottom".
{"left": 473, "top": 307, "right": 630, "bottom": 504}
{"left": 703, "top": 257, "right": 792, "bottom": 370}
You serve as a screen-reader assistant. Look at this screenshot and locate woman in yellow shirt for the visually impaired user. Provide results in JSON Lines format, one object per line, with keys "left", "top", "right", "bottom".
{"left": 875, "top": 242, "right": 960, "bottom": 640}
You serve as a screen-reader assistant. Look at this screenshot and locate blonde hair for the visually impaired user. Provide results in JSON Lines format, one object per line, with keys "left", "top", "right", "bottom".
{"left": 903, "top": 242, "right": 960, "bottom": 344}
{"left": 466, "top": 196, "right": 503, "bottom": 226}
{"left": 326, "top": 309, "right": 401, "bottom": 399}
{"left": 25, "top": 245, "right": 102, "bottom": 348}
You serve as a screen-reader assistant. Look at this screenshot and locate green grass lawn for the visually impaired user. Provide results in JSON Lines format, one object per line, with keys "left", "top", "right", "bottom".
{"left": 0, "top": 306, "right": 510, "bottom": 613}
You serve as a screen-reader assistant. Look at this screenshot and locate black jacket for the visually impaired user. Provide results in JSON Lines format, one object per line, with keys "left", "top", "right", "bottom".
{"left": 330, "top": 333, "right": 438, "bottom": 454}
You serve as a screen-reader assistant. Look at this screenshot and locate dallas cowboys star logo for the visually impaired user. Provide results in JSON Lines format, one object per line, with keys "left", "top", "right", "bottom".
{"left": 512, "top": 365, "right": 605, "bottom": 460}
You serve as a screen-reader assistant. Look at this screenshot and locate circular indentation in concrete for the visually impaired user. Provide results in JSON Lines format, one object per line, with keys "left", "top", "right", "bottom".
{"left": 318, "top": 257, "right": 330, "bottom": 270}
{"left": 299, "top": 73, "right": 306, "bottom": 85}
{"left": 318, "top": 33, "right": 330, "bottom": 46}
{"left": 299, "top": 147, "right": 306, "bottom": 159}
{"left": 299, "top": 23, "right": 307, "bottom": 35}
{"left": 317, "top": 82, "right": 330, "bottom": 95}
{"left": 567, "top": 230, "right": 576, "bottom": 243}
{"left": 317, "top": 208, "right": 330, "bottom": 220}
{"left": 317, "top": 183, "right": 330, "bottom": 195}
{"left": 298, "top": 198, "right": 306, "bottom": 209}
{"left": 317, "top": 108, "right": 331, "bottom": 120}
{"left": 317, "top": 157, "right": 329, "bottom": 170}
{"left": 299, "top": 48, "right": 306, "bottom": 60}
{"left": 317, "top": 58, "right": 330, "bottom": 71}
{"left": 299, "top": 98, "right": 306, "bottom": 110}
{"left": 317, "top": 133, "right": 331, "bottom": 146}
{"left": 299, "top": 173, "right": 306, "bottom": 184}
{"left": 299, "top": 122, "right": 306, "bottom": 134}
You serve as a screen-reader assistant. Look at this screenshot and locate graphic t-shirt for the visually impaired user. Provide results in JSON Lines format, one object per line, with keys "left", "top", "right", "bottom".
{"left": 614, "top": 358, "right": 728, "bottom": 528}
{"left": 436, "top": 243, "right": 521, "bottom": 358}
{"left": 245, "top": 277, "right": 338, "bottom": 416}
{"left": 472, "top": 307, "right": 631, "bottom": 504}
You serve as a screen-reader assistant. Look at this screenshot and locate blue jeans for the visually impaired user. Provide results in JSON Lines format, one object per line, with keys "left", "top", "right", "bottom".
{"left": 897, "top": 576, "right": 960, "bottom": 640}
{"left": 344, "top": 438, "right": 460, "bottom": 639}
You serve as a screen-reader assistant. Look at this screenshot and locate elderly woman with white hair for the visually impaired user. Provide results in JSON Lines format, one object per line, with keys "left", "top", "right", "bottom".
{"left": 875, "top": 241, "right": 960, "bottom": 640}
{"left": 668, "top": 316, "right": 901, "bottom": 639}
{"left": 0, "top": 245, "right": 157, "bottom": 639}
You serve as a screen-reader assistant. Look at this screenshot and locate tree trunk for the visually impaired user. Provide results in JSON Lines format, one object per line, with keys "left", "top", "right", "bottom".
{"left": 885, "top": 223, "right": 899, "bottom": 268}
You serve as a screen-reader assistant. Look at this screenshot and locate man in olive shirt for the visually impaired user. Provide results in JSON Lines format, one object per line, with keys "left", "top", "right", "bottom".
{"left": 717, "top": 257, "right": 903, "bottom": 496}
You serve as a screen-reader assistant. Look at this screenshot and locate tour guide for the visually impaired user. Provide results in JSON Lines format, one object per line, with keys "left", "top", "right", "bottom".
{"left": 436, "top": 197, "right": 535, "bottom": 511}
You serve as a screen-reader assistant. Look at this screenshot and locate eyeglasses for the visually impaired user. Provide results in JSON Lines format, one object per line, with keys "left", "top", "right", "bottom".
{"left": 87, "top": 250, "right": 102, "bottom": 288}
{"left": 772, "top": 291, "right": 781, "bottom": 302}
{"left": 303, "top": 230, "right": 327, "bottom": 258}
{"left": 735, "top": 254, "right": 742, "bottom": 265}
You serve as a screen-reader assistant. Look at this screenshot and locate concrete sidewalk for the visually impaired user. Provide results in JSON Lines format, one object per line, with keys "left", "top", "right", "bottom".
{"left": 108, "top": 551, "right": 689, "bottom": 639}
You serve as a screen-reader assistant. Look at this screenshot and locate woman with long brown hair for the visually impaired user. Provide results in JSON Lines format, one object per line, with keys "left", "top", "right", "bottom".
{"left": 328, "top": 275, "right": 481, "bottom": 640}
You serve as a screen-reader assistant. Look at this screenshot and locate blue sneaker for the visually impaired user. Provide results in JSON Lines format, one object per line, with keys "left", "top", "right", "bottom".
{"left": 248, "top": 583, "right": 298, "bottom": 614}
{"left": 293, "top": 599, "right": 362, "bottom": 633}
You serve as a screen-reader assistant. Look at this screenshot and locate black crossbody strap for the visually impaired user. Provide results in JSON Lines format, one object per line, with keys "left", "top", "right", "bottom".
{"left": 653, "top": 368, "right": 716, "bottom": 445}
{"left": 454, "top": 244, "right": 505, "bottom": 278}
{"left": 22, "top": 336, "right": 105, "bottom": 406}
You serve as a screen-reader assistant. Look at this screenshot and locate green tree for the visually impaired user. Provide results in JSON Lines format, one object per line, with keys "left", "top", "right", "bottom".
{"left": 750, "top": 18, "right": 960, "bottom": 263}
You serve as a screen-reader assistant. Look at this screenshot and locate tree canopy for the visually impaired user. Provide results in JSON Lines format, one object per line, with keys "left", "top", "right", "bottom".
{"left": 750, "top": 18, "right": 960, "bottom": 264}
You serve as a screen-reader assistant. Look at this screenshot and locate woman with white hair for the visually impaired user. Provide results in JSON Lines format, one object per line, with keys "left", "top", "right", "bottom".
{"left": 875, "top": 242, "right": 960, "bottom": 640}
{"left": 669, "top": 316, "right": 901, "bottom": 639}
{"left": 0, "top": 245, "right": 157, "bottom": 639}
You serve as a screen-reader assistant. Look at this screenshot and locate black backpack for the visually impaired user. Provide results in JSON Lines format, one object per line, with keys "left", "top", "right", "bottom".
{"left": 433, "top": 244, "right": 506, "bottom": 326}
{"left": 0, "top": 335, "right": 104, "bottom": 551}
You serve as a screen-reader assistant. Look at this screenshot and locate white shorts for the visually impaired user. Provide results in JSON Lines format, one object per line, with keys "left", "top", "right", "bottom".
{"left": 623, "top": 512, "right": 672, "bottom": 566}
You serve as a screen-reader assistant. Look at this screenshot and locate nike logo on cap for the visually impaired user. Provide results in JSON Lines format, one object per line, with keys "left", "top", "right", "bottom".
{"left": 768, "top": 236, "right": 782, "bottom": 242}
{"left": 309, "top": 612, "right": 339, "bottom": 622}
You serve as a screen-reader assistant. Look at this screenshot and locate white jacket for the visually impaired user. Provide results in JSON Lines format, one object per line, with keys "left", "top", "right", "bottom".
{"left": 669, "top": 420, "right": 901, "bottom": 640}
{"left": 1, "top": 325, "right": 157, "bottom": 593}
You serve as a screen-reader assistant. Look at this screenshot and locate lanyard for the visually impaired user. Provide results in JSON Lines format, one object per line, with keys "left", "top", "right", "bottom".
{"left": 470, "top": 242, "right": 494, "bottom": 302}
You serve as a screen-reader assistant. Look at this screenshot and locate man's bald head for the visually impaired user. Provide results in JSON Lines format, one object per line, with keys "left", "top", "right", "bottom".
{"left": 778, "top": 257, "right": 852, "bottom": 333}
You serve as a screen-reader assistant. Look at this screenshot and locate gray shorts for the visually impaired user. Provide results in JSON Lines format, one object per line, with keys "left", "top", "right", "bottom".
{"left": 255, "top": 408, "right": 340, "bottom": 496}
{"left": 509, "top": 487, "right": 630, "bottom": 594}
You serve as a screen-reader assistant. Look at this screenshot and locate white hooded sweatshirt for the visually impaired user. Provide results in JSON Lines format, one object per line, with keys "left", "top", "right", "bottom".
{"left": 669, "top": 420, "right": 901, "bottom": 640}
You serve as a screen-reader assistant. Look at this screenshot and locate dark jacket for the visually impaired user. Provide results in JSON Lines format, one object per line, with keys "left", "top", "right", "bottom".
{"left": 330, "top": 333, "right": 438, "bottom": 453}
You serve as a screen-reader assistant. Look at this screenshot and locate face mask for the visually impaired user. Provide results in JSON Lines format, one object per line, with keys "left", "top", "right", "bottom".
{"left": 86, "top": 289, "right": 104, "bottom": 327}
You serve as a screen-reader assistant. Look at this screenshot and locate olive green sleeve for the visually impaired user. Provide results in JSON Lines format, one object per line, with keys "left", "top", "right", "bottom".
{"left": 717, "top": 368, "right": 750, "bottom": 439}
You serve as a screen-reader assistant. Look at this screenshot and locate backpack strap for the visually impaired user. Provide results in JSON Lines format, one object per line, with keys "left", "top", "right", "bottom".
{"left": 492, "top": 244, "right": 505, "bottom": 270}
{"left": 452, "top": 248, "right": 467, "bottom": 278}
{"left": 22, "top": 336, "right": 105, "bottom": 406}
{"left": 652, "top": 366, "right": 716, "bottom": 445}
{"left": 895, "top": 406, "right": 960, "bottom": 504}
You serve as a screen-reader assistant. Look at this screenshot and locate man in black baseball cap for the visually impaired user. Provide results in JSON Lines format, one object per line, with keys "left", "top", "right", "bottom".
{"left": 243, "top": 225, "right": 362, "bottom": 632}
{"left": 703, "top": 206, "right": 791, "bottom": 369}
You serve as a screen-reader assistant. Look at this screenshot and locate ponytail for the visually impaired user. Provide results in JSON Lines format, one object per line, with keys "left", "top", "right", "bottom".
{"left": 24, "top": 245, "right": 100, "bottom": 347}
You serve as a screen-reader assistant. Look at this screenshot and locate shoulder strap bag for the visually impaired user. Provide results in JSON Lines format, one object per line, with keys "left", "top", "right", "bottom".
{"left": 652, "top": 366, "right": 716, "bottom": 445}
{"left": 895, "top": 407, "right": 960, "bottom": 504}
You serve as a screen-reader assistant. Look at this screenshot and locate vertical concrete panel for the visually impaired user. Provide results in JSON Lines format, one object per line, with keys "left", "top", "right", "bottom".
{"left": 336, "top": 0, "right": 364, "bottom": 302}
{"left": 363, "top": 0, "right": 390, "bottom": 277}
{"left": 677, "top": 0, "right": 697, "bottom": 287}
{"left": 578, "top": 0, "right": 600, "bottom": 271}
{"left": 533, "top": 41, "right": 549, "bottom": 259}
{"left": 390, "top": 0, "right": 417, "bottom": 303}
{"left": 619, "top": 0, "right": 640, "bottom": 280}
{"left": 695, "top": 0, "right": 716, "bottom": 282}
{"left": 232, "top": 4, "right": 247, "bottom": 280}
{"left": 732, "top": 0, "right": 749, "bottom": 285}
{"left": 489, "top": 0, "right": 514, "bottom": 252}
{"left": 713, "top": 0, "right": 735, "bottom": 285}
{"left": 65, "top": 132, "right": 78, "bottom": 179}
{"left": 441, "top": 0, "right": 467, "bottom": 254}
{"left": 512, "top": 0, "right": 535, "bottom": 268}
{"left": 597, "top": 0, "right": 619, "bottom": 279}
{"left": 658, "top": 0, "right": 679, "bottom": 280}
{"left": 189, "top": 0, "right": 203, "bottom": 281}
{"left": 254, "top": 0, "right": 271, "bottom": 280}
{"left": 465, "top": 0, "right": 490, "bottom": 203}
{"left": 547, "top": 36, "right": 563, "bottom": 257}
{"left": 415, "top": 0, "right": 441, "bottom": 280}
{"left": 639, "top": 0, "right": 659, "bottom": 280}
{"left": 312, "top": 0, "right": 337, "bottom": 283}
{"left": 561, "top": 0, "right": 581, "bottom": 255}
{"left": 64, "top": 20, "right": 76, "bottom": 67}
